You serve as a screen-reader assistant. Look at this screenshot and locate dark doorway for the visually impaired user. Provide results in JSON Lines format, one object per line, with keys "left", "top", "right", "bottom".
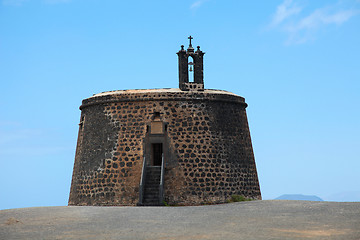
{"left": 152, "top": 143, "right": 163, "bottom": 166}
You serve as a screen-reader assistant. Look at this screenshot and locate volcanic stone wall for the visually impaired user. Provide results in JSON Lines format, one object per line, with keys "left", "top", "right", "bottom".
{"left": 68, "top": 89, "right": 261, "bottom": 206}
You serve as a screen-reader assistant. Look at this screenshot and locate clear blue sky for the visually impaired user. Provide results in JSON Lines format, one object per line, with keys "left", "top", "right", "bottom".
{"left": 1, "top": 0, "right": 359, "bottom": 210}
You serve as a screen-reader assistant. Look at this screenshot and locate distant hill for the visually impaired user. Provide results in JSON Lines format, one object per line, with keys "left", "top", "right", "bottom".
{"left": 275, "top": 194, "right": 323, "bottom": 201}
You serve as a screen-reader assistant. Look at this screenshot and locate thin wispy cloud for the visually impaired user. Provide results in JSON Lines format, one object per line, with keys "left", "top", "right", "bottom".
{"left": 43, "top": 0, "right": 71, "bottom": 4}
{"left": 0, "top": 125, "right": 69, "bottom": 156}
{"left": 271, "top": 0, "right": 302, "bottom": 26}
{"left": 0, "top": 146, "right": 68, "bottom": 156}
{"left": 2, "top": 0, "right": 71, "bottom": 6}
{"left": 0, "top": 128, "right": 41, "bottom": 144}
{"left": 2, "top": 0, "right": 27, "bottom": 6}
{"left": 190, "top": 0, "right": 208, "bottom": 10}
{"left": 269, "top": 0, "right": 360, "bottom": 44}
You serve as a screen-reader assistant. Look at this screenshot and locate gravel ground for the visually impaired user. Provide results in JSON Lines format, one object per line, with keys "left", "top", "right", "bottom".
{"left": 1, "top": 200, "right": 359, "bottom": 240}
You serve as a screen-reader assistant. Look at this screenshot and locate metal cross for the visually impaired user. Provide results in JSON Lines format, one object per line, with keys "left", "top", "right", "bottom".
{"left": 188, "top": 35, "right": 193, "bottom": 46}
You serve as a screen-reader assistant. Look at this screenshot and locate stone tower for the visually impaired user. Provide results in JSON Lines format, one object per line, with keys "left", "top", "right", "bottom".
{"left": 68, "top": 37, "right": 261, "bottom": 206}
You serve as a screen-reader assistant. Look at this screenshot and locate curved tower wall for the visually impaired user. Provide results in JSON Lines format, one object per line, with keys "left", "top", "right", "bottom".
{"left": 68, "top": 89, "right": 261, "bottom": 206}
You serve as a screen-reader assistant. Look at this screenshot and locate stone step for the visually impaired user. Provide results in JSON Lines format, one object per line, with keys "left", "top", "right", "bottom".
{"left": 146, "top": 174, "right": 160, "bottom": 178}
{"left": 144, "top": 197, "right": 159, "bottom": 201}
{"left": 146, "top": 168, "right": 161, "bottom": 171}
{"left": 143, "top": 202, "right": 162, "bottom": 206}
{"left": 144, "top": 187, "right": 159, "bottom": 191}
{"left": 146, "top": 167, "right": 161, "bottom": 170}
{"left": 146, "top": 173, "right": 160, "bottom": 176}
{"left": 146, "top": 172, "right": 160, "bottom": 175}
{"left": 143, "top": 202, "right": 160, "bottom": 206}
{"left": 145, "top": 182, "right": 160, "bottom": 185}
{"left": 144, "top": 194, "right": 160, "bottom": 197}
{"left": 144, "top": 192, "right": 160, "bottom": 196}
{"left": 145, "top": 179, "right": 160, "bottom": 183}
{"left": 145, "top": 177, "right": 160, "bottom": 183}
{"left": 144, "top": 188, "right": 159, "bottom": 192}
{"left": 143, "top": 198, "right": 161, "bottom": 202}
{"left": 145, "top": 183, "right": 160, "bottom": 186}
{"left": 141, "top": 166, "right": 163, "bottom": 206}
{"left": 145, "top": 187, "right": 159, "bottom": 190}
{"left": 144, "top": 197, "right": 160, "bottom": 201}
{"left": 145, "top": 181, "right": 160, "bottom": 184}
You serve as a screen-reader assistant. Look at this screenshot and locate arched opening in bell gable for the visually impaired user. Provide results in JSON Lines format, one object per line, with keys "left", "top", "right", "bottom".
{"left": 188, "top": 56, "right": 195, "bottom": 83}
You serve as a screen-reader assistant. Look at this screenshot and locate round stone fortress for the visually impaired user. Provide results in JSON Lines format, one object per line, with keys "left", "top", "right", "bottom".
{"left": 69, "top": 37, "right": 261, "bottom": 206}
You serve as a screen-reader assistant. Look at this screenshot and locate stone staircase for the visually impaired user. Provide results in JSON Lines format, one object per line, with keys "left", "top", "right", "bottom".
{"left": 143, "top": 166, "right": 162, "bottom": 206}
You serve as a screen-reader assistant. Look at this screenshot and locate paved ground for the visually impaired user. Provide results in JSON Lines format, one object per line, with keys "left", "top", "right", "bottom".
{"left": 1, "top": 200, "right": 359, "bottom": 240}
